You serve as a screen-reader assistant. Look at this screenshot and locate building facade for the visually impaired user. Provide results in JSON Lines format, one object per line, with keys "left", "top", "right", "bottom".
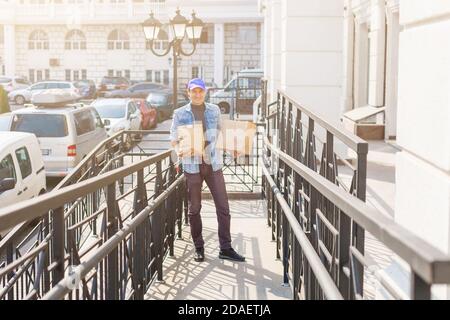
{"left": 262, "top": 0, "right": 450, "bottom": 298}
{"left": 0, "top": 0, "right": 263, "bottom": 87}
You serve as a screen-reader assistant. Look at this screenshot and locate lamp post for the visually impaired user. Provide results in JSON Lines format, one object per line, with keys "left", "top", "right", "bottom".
{"left": 142, "top": 9, "right": 204, "bottom": 114}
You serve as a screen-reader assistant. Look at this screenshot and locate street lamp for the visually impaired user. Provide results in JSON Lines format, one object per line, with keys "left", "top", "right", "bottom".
{"left": 142, "top": 9, "right": 204, "bottom": 114}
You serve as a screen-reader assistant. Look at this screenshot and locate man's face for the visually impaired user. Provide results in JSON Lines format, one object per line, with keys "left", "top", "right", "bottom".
{"left": 188, "top": 87, "right": 206, "bottom": 105}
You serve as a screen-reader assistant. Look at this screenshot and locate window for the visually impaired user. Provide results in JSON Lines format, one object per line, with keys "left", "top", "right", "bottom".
{"left": 65, "top": 70, "right": 86, "bottom": 81}
{"left": 29, "top": 69, "right": 35, "bottom": 83}
{"left": 146, "top": 70, "right": 153, "bottom": 82}
{"left": 58, "top": 83, "right": 70, "bottom": 89}
{"left": 163, "top": 70, "right": 169, "bottom": 85}
{"left": 29, "top": 30, "right": 49, "bottom": 50}
{"left": 30, "top": 83, "right": 46, "bottom": 90}
{"left": 65, "top": 29, "right": 86, "bottom": 50}
{"left": 93, "top": 104, "right": 126, "bottom": 119}
{"left": 238, "top": 26, "right": 257, "bottom": 44}
{"left": 90, "top": 108, "right": 104, "bottom": 128}
{"left": 107, "top": 29, "right": 130, "bottom": 50}
{"left": 132, "top": 84, "right": 146, "bottom": 91}
{"left": 30, "top": 69, "right": 49, "bottom": 83}
{"left": 15, "top": 147, "right": 32, "bottom": 179}
{"left": 36, "top": 70, "right": 43, "bottom": 82}
{"left": 74, "top": 110, "right": 96, "bottom": 136}
{"left": 125, "top": 70, "right": 130, "bottom": 80}
{"left": 108, "top": 69, "right": 114, "bottom": 77}
{"left": 11, "top": 114, "right": 68, "bottom": 138}
{"left": 0, "top": 114, "right": 12, "bottom": 131}
{"left": 147, "top": 28, "right": 169, "bottom": 51}
{"left": 192, "top": 66, "right": 199, "bottom": 79}
{"left": 200, "top": 25, "right": 214, "bottom": 44}
{"left": 46, "top": 83, "right": 59, "bottom": 89}
{"left": 0, "top": 154, "right": 16, "bottom": 189}
{"left": 155, "top": 71, "right": 161, "bottom": 83}
{"left": 127, "top": 102, "right": 137, "bottom": 117}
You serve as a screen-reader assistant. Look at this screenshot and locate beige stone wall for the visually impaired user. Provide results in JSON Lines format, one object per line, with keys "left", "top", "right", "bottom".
{"left": 224, "top": 23, "right": 261, "bottom": 84}
{"left": 10, "top": 22, "right": 261, "bottom": 86}
{"left": 14, "top": 24, "right": 170, "bottom": 82}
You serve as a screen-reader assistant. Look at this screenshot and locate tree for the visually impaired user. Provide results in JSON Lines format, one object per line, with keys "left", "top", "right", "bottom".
{"left": 0, "top": 86, "right": 10, "bottom": 114}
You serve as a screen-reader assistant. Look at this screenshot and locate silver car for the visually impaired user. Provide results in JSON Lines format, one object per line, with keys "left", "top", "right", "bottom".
{"left": 0, "top": 76, "right": 30, "bottom": 93}
{"left": 9, "top": 105, "right": 107, "bottom": 177}
{"left": 8, "top": 81, "right": 80, "bottom": 105}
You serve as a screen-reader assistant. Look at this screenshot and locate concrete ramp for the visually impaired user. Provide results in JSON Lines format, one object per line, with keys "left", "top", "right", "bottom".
{"left": 145, "top": 200, "right": 291, "bottom": 300}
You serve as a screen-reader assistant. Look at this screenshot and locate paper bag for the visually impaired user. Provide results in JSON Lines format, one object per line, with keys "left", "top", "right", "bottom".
{"left": 177, "top": 123, "right": 204, "bottom": 158}
{"left": 216, "top": 120, "right": 256, "bottom": 155}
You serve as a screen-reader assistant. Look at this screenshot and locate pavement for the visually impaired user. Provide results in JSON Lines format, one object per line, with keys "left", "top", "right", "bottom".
{"left": 139, "top": 115, "right": 401, "bottom": 300}
{"left": 145, "top": 200, "right": 292, "bottom": 300}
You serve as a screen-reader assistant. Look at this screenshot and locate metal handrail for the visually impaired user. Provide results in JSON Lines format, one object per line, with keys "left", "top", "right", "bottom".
{"left": 0, "top": 150, "right": 172, "bottom": 232}
{"left": 261, "top": 163, "right": 343, "bottom": 300}
{"left": 56, "top": 129, "right": 171, "bottom": 189}
{"left": 263, "top": 136, "right": 450, "bottom": 286}
{"left": 277, "top": 91, "right": 368, "bottom": 154}
{"left": 42, "top": 174, "right": 185, "bottom": 300}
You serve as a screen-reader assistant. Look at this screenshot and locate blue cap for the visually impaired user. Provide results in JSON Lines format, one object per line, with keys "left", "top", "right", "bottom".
{"left": 188, "top": 78, "right": 206, "bottom": 91}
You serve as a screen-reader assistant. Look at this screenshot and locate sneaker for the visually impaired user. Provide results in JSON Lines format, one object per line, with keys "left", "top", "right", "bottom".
{"left": 194, "top": 247, "right": 205, "bottom": 262}
{"left": 219, "top": 248, "right": 245, "bottom": 262}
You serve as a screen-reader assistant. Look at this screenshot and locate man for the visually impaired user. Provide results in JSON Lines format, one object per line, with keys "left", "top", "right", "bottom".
{"left": 170, "top": 78, "right": 245, "bottom": 263}
{"left": 0, "top": 85, "right": 10, "bottom": 114}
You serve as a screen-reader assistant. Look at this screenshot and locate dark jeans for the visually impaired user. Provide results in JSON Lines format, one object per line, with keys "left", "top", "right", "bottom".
{"left": 184, "top": 163, "right": 231, "bottom": 250}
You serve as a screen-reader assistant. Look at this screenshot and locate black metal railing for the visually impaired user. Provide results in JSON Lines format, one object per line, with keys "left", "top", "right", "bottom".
{"left": 261, "top": 81, "right": 450, "bottom": 300}
{"left": 0, "top": 130, "right": 186, "bottom": 300}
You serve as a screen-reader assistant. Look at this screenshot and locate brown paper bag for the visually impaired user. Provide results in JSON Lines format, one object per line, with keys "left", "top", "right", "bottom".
{"left": 177, "top": 123, "right": 204, "bottom": 158}
{"left": 216, "top": 120, "right": 256, "bottom": 155}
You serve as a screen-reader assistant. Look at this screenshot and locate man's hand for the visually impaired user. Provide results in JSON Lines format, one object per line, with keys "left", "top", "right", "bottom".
{"left": 177, "top": 146, "right": 193, "bottom": 158}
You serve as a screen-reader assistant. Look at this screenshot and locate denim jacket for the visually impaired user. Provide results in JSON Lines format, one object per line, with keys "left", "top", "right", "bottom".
{"left": 170, "top": 102, "right": 223, "bottom": 174}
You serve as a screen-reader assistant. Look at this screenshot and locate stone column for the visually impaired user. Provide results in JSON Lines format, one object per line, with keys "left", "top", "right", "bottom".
{"left": 280, "top": 0, "right": 344, "bottom": 123}
{"left": 384, "top": 0, "right": 400, "bottom": 139}
{"left": 4, "top": 24, "right": 16, "bottom": 76}
{"left": 367, "top": 0, "right": 386, "bottom": 107}
{"left": 269, "top": 0, "right": 281, "bottom": 101}
{"left": 213, "top": 23, "right": 225, "bottom": 87}
{"left": 262, "top": 0, "right": 272, "bottom": 99}
{"left": 341, "top": 0, "right": 355, "bottom": 114}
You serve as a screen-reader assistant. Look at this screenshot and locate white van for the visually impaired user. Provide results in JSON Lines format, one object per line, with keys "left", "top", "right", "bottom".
{"left": 0, "top": 132, "right": 46, "bottom": 209}
{"left": 9, "top": 105, "right": 108, "bottom": 177}
{"left": 210, "top": 68, "right": 263, "bottom": 114}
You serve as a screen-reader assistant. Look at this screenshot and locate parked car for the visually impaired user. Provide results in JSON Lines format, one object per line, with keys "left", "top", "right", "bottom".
{"left": 104, "top": 82, "right": 168, "bottom": 99}
{"left": 146, "top": 91, "right": 190, "bottom": 122}
{"left": 8, "top": 81, "right": 81, "bottom": 105}
{"left": 97, "top": 76, "right": 131, "bottom": 97}
{"left": 73, "top": 79, "right": 97, "bottom": 99}
{"left": 0, "top": 132, "right": 47, "bottom": 210}
{"left": 133, "top": 98, "right": 157, "bottom": 129}
{"left": 0, "top": 112, "right": 12, "bottom": 131}
{"left": 0, "top": 76, "right": 30, "bottom": 93}
{"left": 9, "top": 94, "right": 107, "bottom": 177}
{"left": 210, "top": 68, "right": 263, "bottom": 114}
{"left": 91, "top": 98, "right": 142, "bottom": 136}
